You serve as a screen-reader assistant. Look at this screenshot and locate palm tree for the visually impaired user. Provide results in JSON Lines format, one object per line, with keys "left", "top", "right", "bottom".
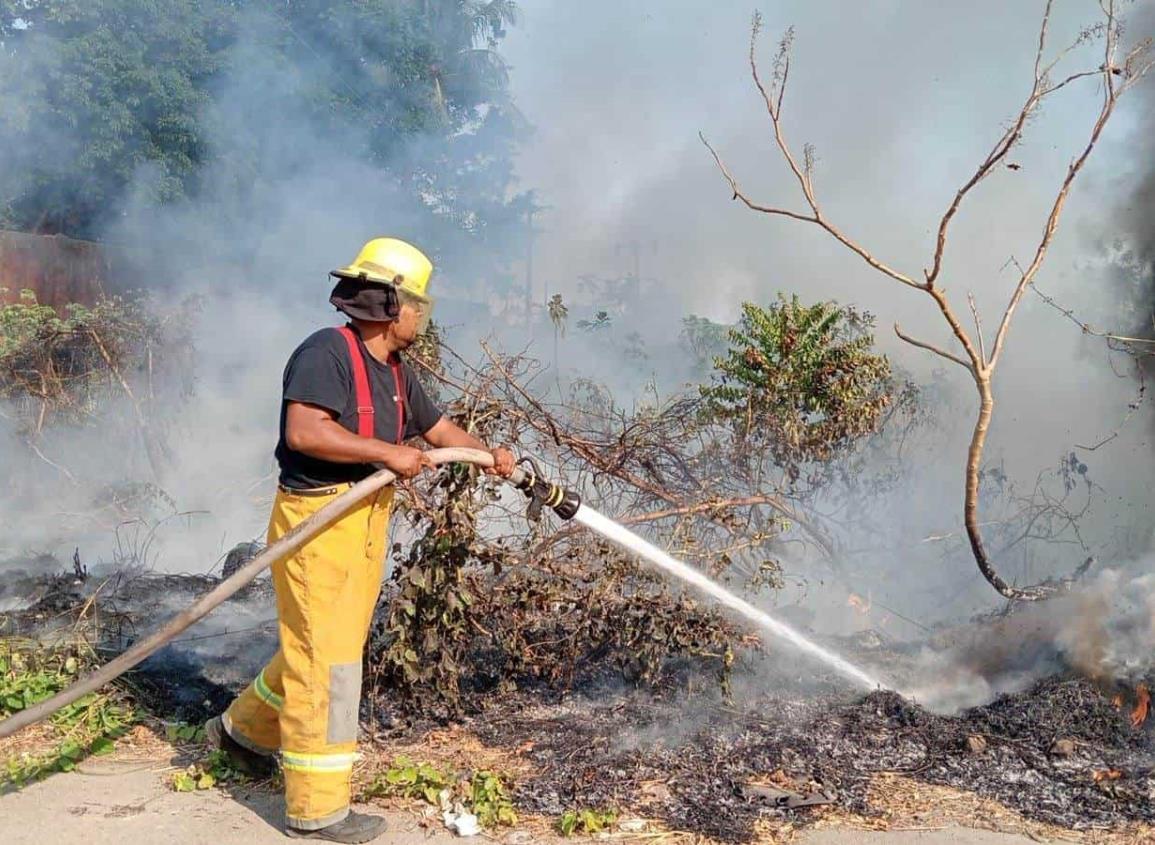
{"left": 548, "top": 293, "right": 568, "bottom": 394}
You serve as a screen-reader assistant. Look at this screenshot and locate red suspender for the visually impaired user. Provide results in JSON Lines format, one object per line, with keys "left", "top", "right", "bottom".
{"left": 390, "top": 360, "right": 406, "bottom": 445}
{"left": 336, "top": 326, "right": 375, "bottom": 438}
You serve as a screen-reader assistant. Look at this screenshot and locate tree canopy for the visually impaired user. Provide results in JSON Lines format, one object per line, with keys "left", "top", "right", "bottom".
{"left": 0, "top": 0, "right": 526, "bottom": 252}
{"left": 0, "top": 0, "right": 234, "bottom": 236}
{"left": 701, "top": 296, "right": 894, "bottom": 482}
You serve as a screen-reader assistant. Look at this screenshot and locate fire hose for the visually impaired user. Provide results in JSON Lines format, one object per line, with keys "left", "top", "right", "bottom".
{"left": 0, "top": 447, "right": 579, "bottom": 740}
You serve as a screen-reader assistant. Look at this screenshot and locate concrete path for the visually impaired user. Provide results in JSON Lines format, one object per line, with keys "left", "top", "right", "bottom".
{"left": 802, "top": 832, "right": 1050, "bottom": 845}
{"left": 0, "top": 758, "right": 458, "bottom": 845}
{"left": 0, "top": 758, "right": 1057, "bottom": 844}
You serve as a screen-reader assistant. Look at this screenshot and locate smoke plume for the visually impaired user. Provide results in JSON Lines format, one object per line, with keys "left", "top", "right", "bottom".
{"left": 908, "top": 566, "right": 1155, "bottom": 713}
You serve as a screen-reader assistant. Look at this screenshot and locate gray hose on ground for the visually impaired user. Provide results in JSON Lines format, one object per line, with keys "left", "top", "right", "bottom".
{"left": 0, "top": 447, "right": 505, "bottom": 740}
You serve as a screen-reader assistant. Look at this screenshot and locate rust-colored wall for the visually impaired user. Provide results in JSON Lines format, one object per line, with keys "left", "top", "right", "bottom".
{"left": 0, "top": 230, "right": 126, "bottom": 308}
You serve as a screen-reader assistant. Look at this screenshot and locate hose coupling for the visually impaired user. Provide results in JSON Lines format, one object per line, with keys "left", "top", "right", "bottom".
{"left": 511, "top": 456, "right": 581, "bottom": 521}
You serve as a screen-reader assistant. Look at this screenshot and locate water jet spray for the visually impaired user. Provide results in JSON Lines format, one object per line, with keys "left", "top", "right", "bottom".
{"left": 512, "top": 456, "right": 880, "bottom": 689}
{"left": 571, "top": 506, "right": 883, "bottom": 690}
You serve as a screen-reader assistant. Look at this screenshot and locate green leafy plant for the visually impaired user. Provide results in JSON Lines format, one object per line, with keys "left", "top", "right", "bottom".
{"left": 576, "top": 310, "right": 612, "bottom": 332}
{"left": 548, "top": 293, "right": 569, "bottom": 375}
{"left": 559, "top": 807, "right": 618, "bottom": 837}
{"left": 170, "top": 750, "right": 244, "bottom": 792}
{"left": 0, "top": 289, "right": 197, "bottom": 483}
{"left": 0, "top": 640, "right": 135, "bottom": 788}
{"left": 375, "top": 465, "right": 485, "bottom": 716}
{"left": 363, "top": 756, "right": 453, "bottom": 806}
{"left": 701, "top": 295, "right": 894, "bottom": 482}
{"left": 548, "top": 294, "right": 569, "bottom": 334}
{"left": 0, "top": 0, "right": 528, "bottom": 301}
{"left": 470, "top": 770, "right": 518, "bottom": 828}
{"left": 362, "top": 758, "right": 517, "bottom": 829}
{"left": 680, "top": 314, "right": 729, "bottom": 371}
{"left": 165, "top": 721, "right": 206, "bottom": 744}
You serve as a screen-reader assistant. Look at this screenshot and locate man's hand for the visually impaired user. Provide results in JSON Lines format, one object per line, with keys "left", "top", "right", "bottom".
{"left": 421, "top": 418, "right": 515, "bottom": 477}
{"left": 383, "top": 445, "right": 434, "bottom": 479}
{"left": 486, "top": 446, "right": 516, "bottom": 478}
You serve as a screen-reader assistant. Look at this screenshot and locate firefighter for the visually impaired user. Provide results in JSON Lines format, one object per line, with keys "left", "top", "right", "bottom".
{"left": 205, "top": 237, "right": 515, "bottom": 843}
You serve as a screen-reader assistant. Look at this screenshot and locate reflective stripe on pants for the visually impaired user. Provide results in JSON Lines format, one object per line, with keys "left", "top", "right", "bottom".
{"left": 223, "top": 484, "right": 393, "bottom": 830}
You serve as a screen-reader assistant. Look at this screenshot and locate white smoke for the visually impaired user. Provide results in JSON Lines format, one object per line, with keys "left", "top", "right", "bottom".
{"left": 907, "top": 565, "right": 1155, "bottom": 713}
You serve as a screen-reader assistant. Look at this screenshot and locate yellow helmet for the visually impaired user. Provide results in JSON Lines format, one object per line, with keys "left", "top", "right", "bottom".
{"left": 330, "top": 237, "right": 434, "bottom": 302}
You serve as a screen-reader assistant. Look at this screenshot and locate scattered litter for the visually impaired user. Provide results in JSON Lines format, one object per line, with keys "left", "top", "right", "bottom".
{"left": 443, "top": 803, "right": 481, "bottom": 837}
{"left": 965, "top": 735, "right": 987, "bottom": 755}
{"left": 740, "top": 782, "right": 835, "bottom": 809}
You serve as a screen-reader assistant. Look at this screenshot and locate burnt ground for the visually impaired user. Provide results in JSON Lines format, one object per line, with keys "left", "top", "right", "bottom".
{"left": 388, "top": 675, "right": 1155, "bottom": 842}
{"left": 3, "top": 562, "right": 1154, "bottom": 842}
{"left": 443, "top": 679, "right": 1152, "bottom": 841}
{"left": 0, "top": 558, "right": 275, "bottom": 723}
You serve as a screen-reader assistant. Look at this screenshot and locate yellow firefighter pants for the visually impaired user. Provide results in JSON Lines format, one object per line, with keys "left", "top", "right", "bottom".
{"left": 222, "top": 484, "right": 393, "bottom": 830}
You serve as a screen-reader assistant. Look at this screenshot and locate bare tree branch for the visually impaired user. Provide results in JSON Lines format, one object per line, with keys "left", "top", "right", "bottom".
{"left": 700, "top": 24, "right": 924, "bottom": 290}
{"left": 923, "top": 0, "right": 1061, "bottom": 289}
{"left": 968, "top": 293, "right": 987, "bottom": 365}
{"left": 1075, "top": 378, "right": 1144, "bottom": 452}
{"left": 1024, "top": 283, "right": 1149, "bottom": 453}
{"left": 27, "top": 440, "right": 78, "bottom": 485}
{"left": 699, "top": 133, "right": 817, "bottom": 223}
{"left": 704, "top": 0, "right": 1150, "bottom": 602}
{"left": 988, "top": 62, "right": 1119, "bottom": 367}
{"left": 926, "top": 286, "right": 986, "bottom": 372}
{"left": 893, "top": 323, "right": 972, "bottom": 371}
{"left": 1031, "top": 282, "right": 1155, "bottom": 350}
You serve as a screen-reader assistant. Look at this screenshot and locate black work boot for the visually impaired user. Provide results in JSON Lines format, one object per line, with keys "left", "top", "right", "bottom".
{"left": 203, "top": 715, "right": 276, "bottom": 779}
{"left": 285, "top": 811, "right": 387, "bottom": 843}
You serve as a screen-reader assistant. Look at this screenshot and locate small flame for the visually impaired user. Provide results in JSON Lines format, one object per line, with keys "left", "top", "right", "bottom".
{"left": 847, "top": 593, "right": 871, "bottom": 615}
{"left": 1092, "top": 769, "right": 1123, "bottom": 783}
{"left": 1131, "top": 684, "right": 1150, "bottom": 729}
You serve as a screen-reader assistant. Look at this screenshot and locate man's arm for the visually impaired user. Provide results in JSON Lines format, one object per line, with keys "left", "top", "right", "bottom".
{"left": 285, "top": 401, "right": 432, "bottom": 478}
{"left": 421, "top": 416, "right": 515, "bottom": 477}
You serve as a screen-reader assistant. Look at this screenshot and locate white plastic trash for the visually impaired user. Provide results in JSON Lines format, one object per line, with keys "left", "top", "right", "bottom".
{"left": 443, "top": 805, "right": 482, "bottom": 837}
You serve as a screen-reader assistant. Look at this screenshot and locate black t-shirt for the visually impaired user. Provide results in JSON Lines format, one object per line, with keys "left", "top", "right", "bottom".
{"left": 274, "top": 326, "right": 444, "bottom": 489}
